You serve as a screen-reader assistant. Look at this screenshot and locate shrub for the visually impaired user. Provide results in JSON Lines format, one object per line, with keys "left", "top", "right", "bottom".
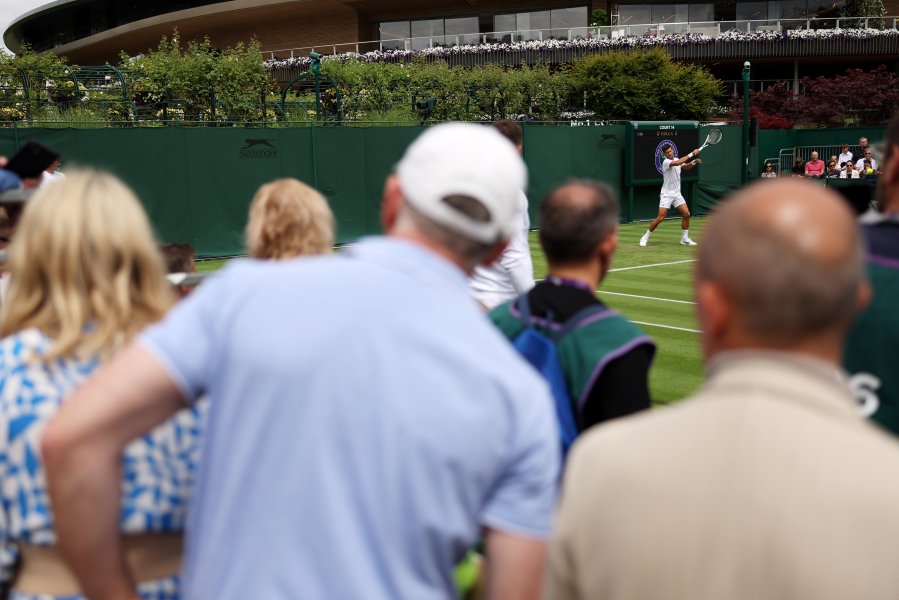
{"left": 564, "top": 49, "right": 721, "bottom": 121}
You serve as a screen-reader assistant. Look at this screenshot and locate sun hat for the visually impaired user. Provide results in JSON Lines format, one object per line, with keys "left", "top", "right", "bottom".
{"left": 396, "top": 122, "right": 527, "bottom": 244}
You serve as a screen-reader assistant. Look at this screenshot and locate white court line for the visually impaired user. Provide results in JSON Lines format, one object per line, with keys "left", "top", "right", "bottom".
{"left": 632, "top": 321, "right": 701, "bottom": 334}
{"left": 601, "top": 291, "right": 696, "bottom": 305}
{"left": 609, "top": 259, "right": 697, "bottom": 272}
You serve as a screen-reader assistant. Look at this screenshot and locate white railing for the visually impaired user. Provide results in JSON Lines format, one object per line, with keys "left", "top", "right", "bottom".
{"left": 263, "top": 15, "right": 899, "bottom": 59}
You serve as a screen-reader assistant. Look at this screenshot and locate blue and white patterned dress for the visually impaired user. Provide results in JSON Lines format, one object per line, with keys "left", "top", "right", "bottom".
{"left": 0, "top": 328, "right": 206, "bottom": 600}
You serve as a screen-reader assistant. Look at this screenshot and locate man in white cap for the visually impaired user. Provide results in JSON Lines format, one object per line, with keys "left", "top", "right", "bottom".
{"left": 43, "top": 124, "right": 559, "bottom": 600}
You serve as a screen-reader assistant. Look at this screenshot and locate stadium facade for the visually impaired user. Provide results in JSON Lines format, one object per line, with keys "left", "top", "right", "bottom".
{"left": 4, "top": 0, "right": 899, "bottom": 67}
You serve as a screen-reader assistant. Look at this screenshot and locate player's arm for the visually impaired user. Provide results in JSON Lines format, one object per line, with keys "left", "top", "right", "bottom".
{"left": 42, "top": 344, "right": 188, "bottom": 600}
{"left": 681, "top": 158, "right": 701, "bottom": 171}
{"left": 670, "top": 147, "right": 703, "bottom": 167}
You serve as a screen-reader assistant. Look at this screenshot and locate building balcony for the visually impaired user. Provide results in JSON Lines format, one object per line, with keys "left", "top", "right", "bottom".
{"left": 265, "top": 16, "right": 899, "bottom": 80}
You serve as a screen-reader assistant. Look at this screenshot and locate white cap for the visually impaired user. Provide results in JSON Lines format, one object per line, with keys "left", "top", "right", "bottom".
{"left": 396, "top": 123, "right": 527, "bottom": 244}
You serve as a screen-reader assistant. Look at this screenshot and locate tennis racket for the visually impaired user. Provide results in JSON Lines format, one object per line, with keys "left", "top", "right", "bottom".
{"left": 698, "top": 128, "right": 723, "bottom": 151}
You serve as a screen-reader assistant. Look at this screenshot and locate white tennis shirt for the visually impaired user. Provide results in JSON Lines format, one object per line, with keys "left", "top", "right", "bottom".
{"left": 661, "top": 158, "right": 682, "bottom": 197}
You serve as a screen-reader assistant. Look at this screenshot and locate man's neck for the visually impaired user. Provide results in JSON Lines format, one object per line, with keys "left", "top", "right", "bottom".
{"left": 707, "top": 332, "right": 845, "bottom": 366}
{"left": 546, "top": 264, "right": 600, "bottom": 293}
{"left": 389, "top": 231, "right": 474, "bottom": 274}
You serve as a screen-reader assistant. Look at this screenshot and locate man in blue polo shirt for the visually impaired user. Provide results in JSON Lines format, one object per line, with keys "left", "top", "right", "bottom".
{"left": 43, "top": 123, "right": 559, "bottom": 600}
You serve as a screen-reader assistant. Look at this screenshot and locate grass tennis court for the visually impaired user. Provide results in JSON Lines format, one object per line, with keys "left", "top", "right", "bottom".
{"left": 531, "top": 217, "right": 708, "bottom": 405}
{"left": 197, "top": 217, "right": 707, "bottom": 406}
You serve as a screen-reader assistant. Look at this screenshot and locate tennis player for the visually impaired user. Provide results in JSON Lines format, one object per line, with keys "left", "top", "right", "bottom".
{"left": 640, "top": 144, "right": 702, "bottom": 247}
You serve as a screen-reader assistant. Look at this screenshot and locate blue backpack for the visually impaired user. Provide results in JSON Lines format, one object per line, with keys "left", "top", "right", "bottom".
{"left": 512, "top": 294, "right": 606, "bottom": 460}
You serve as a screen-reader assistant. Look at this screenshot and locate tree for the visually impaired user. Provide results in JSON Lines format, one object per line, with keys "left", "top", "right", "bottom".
{"left": 120, "top": 32, "right": 268, "bottom": 124}
{"left": 565, "top": 49, "right": 721, "bottom": 121}
{"left": 0, "top": 45, "right": 77, "bottom": 121}
{"left": 842, "top": 0, "right": 885, "bottom": 27}
{"left": 590, "top": 9, "right": 610, "bottom": 26}
{"left": 729, "top": 66, "right": 899, "bottom": 128}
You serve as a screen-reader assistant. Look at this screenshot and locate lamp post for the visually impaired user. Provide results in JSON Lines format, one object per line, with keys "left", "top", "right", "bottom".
{"left": 310, "top": 51, "right": 322, "bottom": 120}
{"left": 742, "top": 60, "right": 751, "bottom": 185}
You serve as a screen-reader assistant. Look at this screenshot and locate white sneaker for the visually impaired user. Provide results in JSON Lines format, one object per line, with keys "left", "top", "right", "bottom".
{"left": 680, "top": 238, "right": 697, "bottom": 246}
{"left": 639, "top": 236, "right": 649, "bottom": 247}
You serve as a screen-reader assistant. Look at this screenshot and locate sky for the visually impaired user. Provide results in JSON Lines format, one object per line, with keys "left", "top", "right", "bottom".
{"left": 1, "top": 0, "right": 47, "bottom": 53}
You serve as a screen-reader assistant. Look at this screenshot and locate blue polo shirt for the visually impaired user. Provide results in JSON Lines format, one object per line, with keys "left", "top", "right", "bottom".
{"left": 140, "top": 236, "right": 559, "bottom": 600}
{"left": 0, "top": 169, "right": 21, "bottom": 193}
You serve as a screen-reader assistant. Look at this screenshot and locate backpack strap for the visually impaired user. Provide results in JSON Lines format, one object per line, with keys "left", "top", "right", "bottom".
{"left": 511, "top": 294, "right": 578, "bottom": 456}
{"left": 555, "top": 305, "right": 615, "bottom": 340}
{"left": 514, "top": 292, "right": 558, "bottom": 333}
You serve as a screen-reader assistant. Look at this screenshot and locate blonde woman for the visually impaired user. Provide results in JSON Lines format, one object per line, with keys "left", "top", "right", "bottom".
{"left": 245, "top": 178, "right": 335, "bottom": 259}
{"left": 0, "top": 170, "right": 204, "bottom": 600}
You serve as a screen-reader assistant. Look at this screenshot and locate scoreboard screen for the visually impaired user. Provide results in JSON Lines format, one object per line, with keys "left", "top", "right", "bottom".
{"left": 628, "top": 122, "right": 700, "bottom": 184}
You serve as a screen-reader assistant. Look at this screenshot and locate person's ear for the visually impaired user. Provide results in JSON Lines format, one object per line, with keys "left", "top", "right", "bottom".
{"left": 695, "top": 279, "right": 733, "bottom": 357}
{"left": 882, "top": 145, "right": 899, "bottom": 189}
{"left": 855, "top": 281, "right": 872, "bottom": 314}
{"left": 381, "top": 175, "right": 404, "bottom": 233}
{"left": 598, "top": 231, "right": 618, "bottom": 281}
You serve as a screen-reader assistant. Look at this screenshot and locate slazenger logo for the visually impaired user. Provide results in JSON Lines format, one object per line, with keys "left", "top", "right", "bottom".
{"left": 597, "top": 133, "right": 622, "bottom": 149}
{"left": 239, "top": 139, "right": 278, "bottom": 159}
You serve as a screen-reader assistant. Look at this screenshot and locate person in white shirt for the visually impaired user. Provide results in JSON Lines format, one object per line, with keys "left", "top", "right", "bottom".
{"left": 640, "top": 144, "right": 702, "bottom": 247}
{"left": 469, "top": 120, "right": 534, "bottom": 309}
{"left": 856, "top": 148, "right": 878, "bottom": 171}
{"left": 40, "top": 159, "right": 65, "bottom": 187}
{"left": 837, "top": 144, "right": 853, "bottom": 170}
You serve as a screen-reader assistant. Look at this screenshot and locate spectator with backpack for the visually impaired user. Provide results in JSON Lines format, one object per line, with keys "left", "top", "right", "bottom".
{"left": 490, "top": 180, "right": 654, "bottom": 455}
{"left": 547, "top": 179, "right": 899, "bottom": 600}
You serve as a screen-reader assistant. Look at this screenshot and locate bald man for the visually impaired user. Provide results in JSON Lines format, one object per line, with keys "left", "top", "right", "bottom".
{"left": 845, "top": 113, "right": 899, "bottom": 435}
{"left": 547, "top": 179, "right": 899, "bottom": 600}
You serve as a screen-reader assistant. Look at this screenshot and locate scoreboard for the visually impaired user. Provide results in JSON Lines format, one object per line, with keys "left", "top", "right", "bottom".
{"left": 626, "top": 121, "right": 700, "bottom": 186}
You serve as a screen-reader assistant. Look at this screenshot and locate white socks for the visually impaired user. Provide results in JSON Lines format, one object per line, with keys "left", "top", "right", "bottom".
{"left": 681, "top": 230, "right": 689, "bottom": 240}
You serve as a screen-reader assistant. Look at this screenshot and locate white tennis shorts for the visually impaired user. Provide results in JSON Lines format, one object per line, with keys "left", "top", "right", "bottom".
{"left": 660, "top": 194, "right": 686, "bottom": 209}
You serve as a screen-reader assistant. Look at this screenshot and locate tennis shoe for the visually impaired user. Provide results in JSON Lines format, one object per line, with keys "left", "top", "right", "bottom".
{"left": 639, "top": 235, "right": 649, "bottom": 247}
{"left": 680, "top": 237, "right": 697, "bottom": 246}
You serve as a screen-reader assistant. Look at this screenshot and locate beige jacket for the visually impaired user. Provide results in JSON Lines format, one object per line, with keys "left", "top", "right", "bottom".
{"left": 547, "top": 351, "right": 899, "bottom": 600}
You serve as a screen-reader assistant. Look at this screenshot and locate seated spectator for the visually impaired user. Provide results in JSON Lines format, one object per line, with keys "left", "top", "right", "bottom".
{"left": 825, "top": 160, "right": 841, "bottom": 178}
{"left": 160, "top": 242, "right": 197, "bottom": 298}
{"left": 849, "top": 163, "right": 861, "bottom": 179}
{"left": 862, "top": 158, "right": 877, "bottom": 178}
{"left": 791, "top": 157, "right": 805, "bottom": 177}
{"left": 829, "top": 155, "right": 839, "bottom": 169}
{"left": 40, "top": 159, "right": 65, "bottom": 188}
{"left": 856, "top": 148, "right": 878, "bottom": 171}
{"left": 760, "top": 162, "right": 777, "bottom": 178}
{"left": 838, "top": 143, "right": 853, "bottom": 168}
{"left": 0, "top": 170, "right": 205, "bottom": 599}
{"left": 805, "top": 151, "right": 825, "bottom": 178}
{"left": 245, "top": 178, "right": 335, "bottom": 260}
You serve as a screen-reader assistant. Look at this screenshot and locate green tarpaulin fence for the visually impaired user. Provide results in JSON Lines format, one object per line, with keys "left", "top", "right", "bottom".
{"left": 0, "top": 123, "right": 750, "bottom": 257}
